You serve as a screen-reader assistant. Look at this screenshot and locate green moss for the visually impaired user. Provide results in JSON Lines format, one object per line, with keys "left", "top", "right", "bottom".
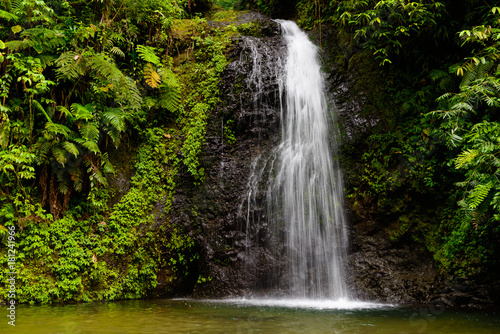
{"left": 209, "top": 9, "right": 242, "bottom": 22}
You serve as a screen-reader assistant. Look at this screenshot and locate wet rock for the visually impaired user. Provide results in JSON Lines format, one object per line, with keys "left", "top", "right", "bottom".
{"left": 170, "top": 19, "right": 286, "bottom": 297}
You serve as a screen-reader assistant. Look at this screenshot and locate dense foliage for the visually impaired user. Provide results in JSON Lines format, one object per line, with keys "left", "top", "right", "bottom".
{"left": 2, "top": 0, "right": 500, "bottom": 304}
{"left": 0, "top": 0, "right": 240, "bottom": 303}
{"left": 291, "top": 0, "right": 500, "bottom": 278}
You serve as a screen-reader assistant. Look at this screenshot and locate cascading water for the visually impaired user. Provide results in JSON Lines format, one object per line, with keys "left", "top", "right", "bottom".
{"left": 242, "top": 20, "right": 349, "bottom": 300}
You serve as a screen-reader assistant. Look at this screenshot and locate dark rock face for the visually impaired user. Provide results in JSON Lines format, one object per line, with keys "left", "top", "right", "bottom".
{"left": 170, "top": 18, "right": 286, "bottom": 297}
{"left": 169, "top": 17, "right": 500, "bottom": 308}
{"left": 347, "top": 217, "right": 440, "bottom": 304}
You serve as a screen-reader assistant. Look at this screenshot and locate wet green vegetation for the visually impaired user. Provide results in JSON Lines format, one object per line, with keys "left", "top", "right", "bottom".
{"left": 1, "top": 0, "right": 500, "bottom": 306}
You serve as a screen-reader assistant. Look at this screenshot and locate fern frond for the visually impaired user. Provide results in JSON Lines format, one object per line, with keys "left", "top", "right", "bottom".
{"left": 52, "top": 145, "right": 68, "bottom": 166}
{"left": 0, "top": 118, "right": 9, "bottom": 148}
{"left": 93, "top": 168, "right": 108, "bottom": 186}
{"left": 20, "top": 28, "right": 64, "bottom": 53}
{"left": 102, "top": 108, "right": 125, "bottom": 132}
{"left": 136, "top": 45, "right": 160, "bottom": 65}
{"left": 144, "top": 63, "right": 161, "bottom": 88}
{"left": 460, "top": 61, "right": 494, "bottom": 88}
{"left": 101, "top": 153, "right": 115, "bottom": 175}
{"left": 57, "top": 106, "right": 72, "bottom": 118}
{"left": 87, "top": 53, "right": 142, "bottom": 109}
{"left": 71, "top": 103, "right": 94, "bottom": 121}
{"left": 33, "top": 100, "right": 52, "bottom": 122}
{"left": 455, "top": 149, "right": 479, "bottom": 169}
{"left": 159, "top": 68, "right": 181, "bottom": 113}
{"left": 37, "top": 54, "right": 56, "bottom": 67}
{"left": 106, "top": 127, "right": 121, "bottom": 147}
{"left": 45, "top": 122, "right": 70, "bottom": 138}
{"left": 37, "top": 140, "right": 51, "bottom": 163}
{"left": 55, "top": 51, "right": 85, "bottom": 80}
{"left": 70, "top": 167, "right": 84, "bottom": 192}
{"left": 429, "top": 69, "right": 448, "bottom": 82}
{"left": 0, "top": 9, "right": 17, "bottom": 21}
{"left": 110, "top": 46, "right": 125, "bottom": 58}
{"left": 5, "top": 39, "right": 30, "bottom": 51}
{"left": 451, "top": 102, "right": 474, "bottom": 112}
{"left": 79, "top": 123, "right": 100, "bottom": 142}
{"left": 467, "top": 181, "right": 493, "bottom": 209}
{"left": 109, "top": 32, "right": 125, "bottom": 43}
{"left": 82, "top": 140, "right": 100, "bottom": 154}
{"left": 55, "top": 169, "right": 70, "bottom": 194}
{"left": 62, "top": 141, "right": 79, "bottom": 158}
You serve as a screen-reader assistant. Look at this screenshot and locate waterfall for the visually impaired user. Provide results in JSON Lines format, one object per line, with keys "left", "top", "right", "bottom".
{"left": 242, "top": 20, "right": 349, "bottom": 300}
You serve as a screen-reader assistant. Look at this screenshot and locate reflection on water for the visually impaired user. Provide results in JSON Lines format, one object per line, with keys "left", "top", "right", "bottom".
{"left": 12, "top": 299, "right": 500, "bottom": 333}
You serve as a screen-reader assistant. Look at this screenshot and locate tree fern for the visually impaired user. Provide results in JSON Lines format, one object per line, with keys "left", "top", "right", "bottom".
{"left": 62, "top": 141, "right": 79, "bottom": 158}
{"left": 70, "top": 103, "right": 94, "bottom": 121}
{"left": 79, "top": 123, "right": 100, "bottom": 143}
{"left": 82, "top": 141, "right": 100, "bottom": 154}
{"left": 460, "top": 61, "right": 494, "bottom": 88}
{"left": 55, "top": 51, "right": 86, "bottom": 80}
{"left": 87, "top": 53, "right": 142, "bottom": 109}
{"left": 159, "top": 68, "right": 181, "bottom": 113}
{"left": 144, "top": 63, "right": 161, "bottom": 88}
{"left": 467, "top": 181, "right": 493, "bottom": 209}
{"left": 136, "top": 45, "right": 160, "bottom": 65}
{"left": 455, "top": 149, "right": 479, "bottom": 169}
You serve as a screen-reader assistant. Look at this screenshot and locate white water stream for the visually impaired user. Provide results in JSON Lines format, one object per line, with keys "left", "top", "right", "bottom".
{"left": 243, "top": 20, "right": 349, "bottom": 301}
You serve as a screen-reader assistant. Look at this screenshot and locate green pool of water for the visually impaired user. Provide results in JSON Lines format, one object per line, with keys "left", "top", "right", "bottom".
{"left": 9, "top": 298, "right": 500, "bottom": 333}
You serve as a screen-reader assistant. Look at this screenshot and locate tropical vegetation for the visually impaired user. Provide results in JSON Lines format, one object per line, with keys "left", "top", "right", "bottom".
{"left": 1, "top": 0, "right": 499, "bottom": 303}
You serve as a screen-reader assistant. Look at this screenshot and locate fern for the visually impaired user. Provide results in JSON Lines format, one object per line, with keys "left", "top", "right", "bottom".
{"left": 82, "top": 141, "right": 100, "bottom": 154}
{"left": 159, "top": 68, "right": 181, "bottom": 113}
{"left": 455, "top": 149, "right": 479, "bottom": 169}
{"left": 54, "top": 168, "right": 71, "bottom": 195}
{"left": 55, "top": 51, "right": 85, "bottom": 80}
{"left": 45, "top": 122, "right": 70, "bottom": 138}
{"left": 0, "top": 9, "right": 17, "bottom": 21}
{"left": 6, "top": 28, "right": 64, "bottom": 53}
{"left": 37, "top": 140, "right": 51, "bottom": 163}
{"left": 87, "top": 53, "right": 142, "bottom": 109}
{"left": 101, "top": 153, "right": 115, "bottom": 175}
{"left": 62, "top": 141, "right": 79, "bottom": 158}
{"left": 467, "top": 182, "right": 493, "bottom": 209}
{"left": 144, "top": 63, "right": 161, "bottom": 88}
{"left": 79, "top": 123, "right": 100, "bottom": 142}
{"left": 460, "top": 61, "right": 494, "bottom": 87}
{"left": 0, "top": 116, "right": 9, "bottom": 148}
{"left": 102, "top": 108, "right": 125, "bottom": 132}
{"left": 71, "top": 103, "right": 94, "bottom": 121}
{"left": 136, "top": 45, "right": 160, "bottom": 65}
{"left": 102, "top": 108, "right": 125, "bottom": 147}
{"left": 110, "top": 46, "right": 125, "bottom": 58}
{"left": 70, "top": 168, "right": 84, "bottom": 192}
{"left": 52, "top": 145, "right": 68, "bottom": 166}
